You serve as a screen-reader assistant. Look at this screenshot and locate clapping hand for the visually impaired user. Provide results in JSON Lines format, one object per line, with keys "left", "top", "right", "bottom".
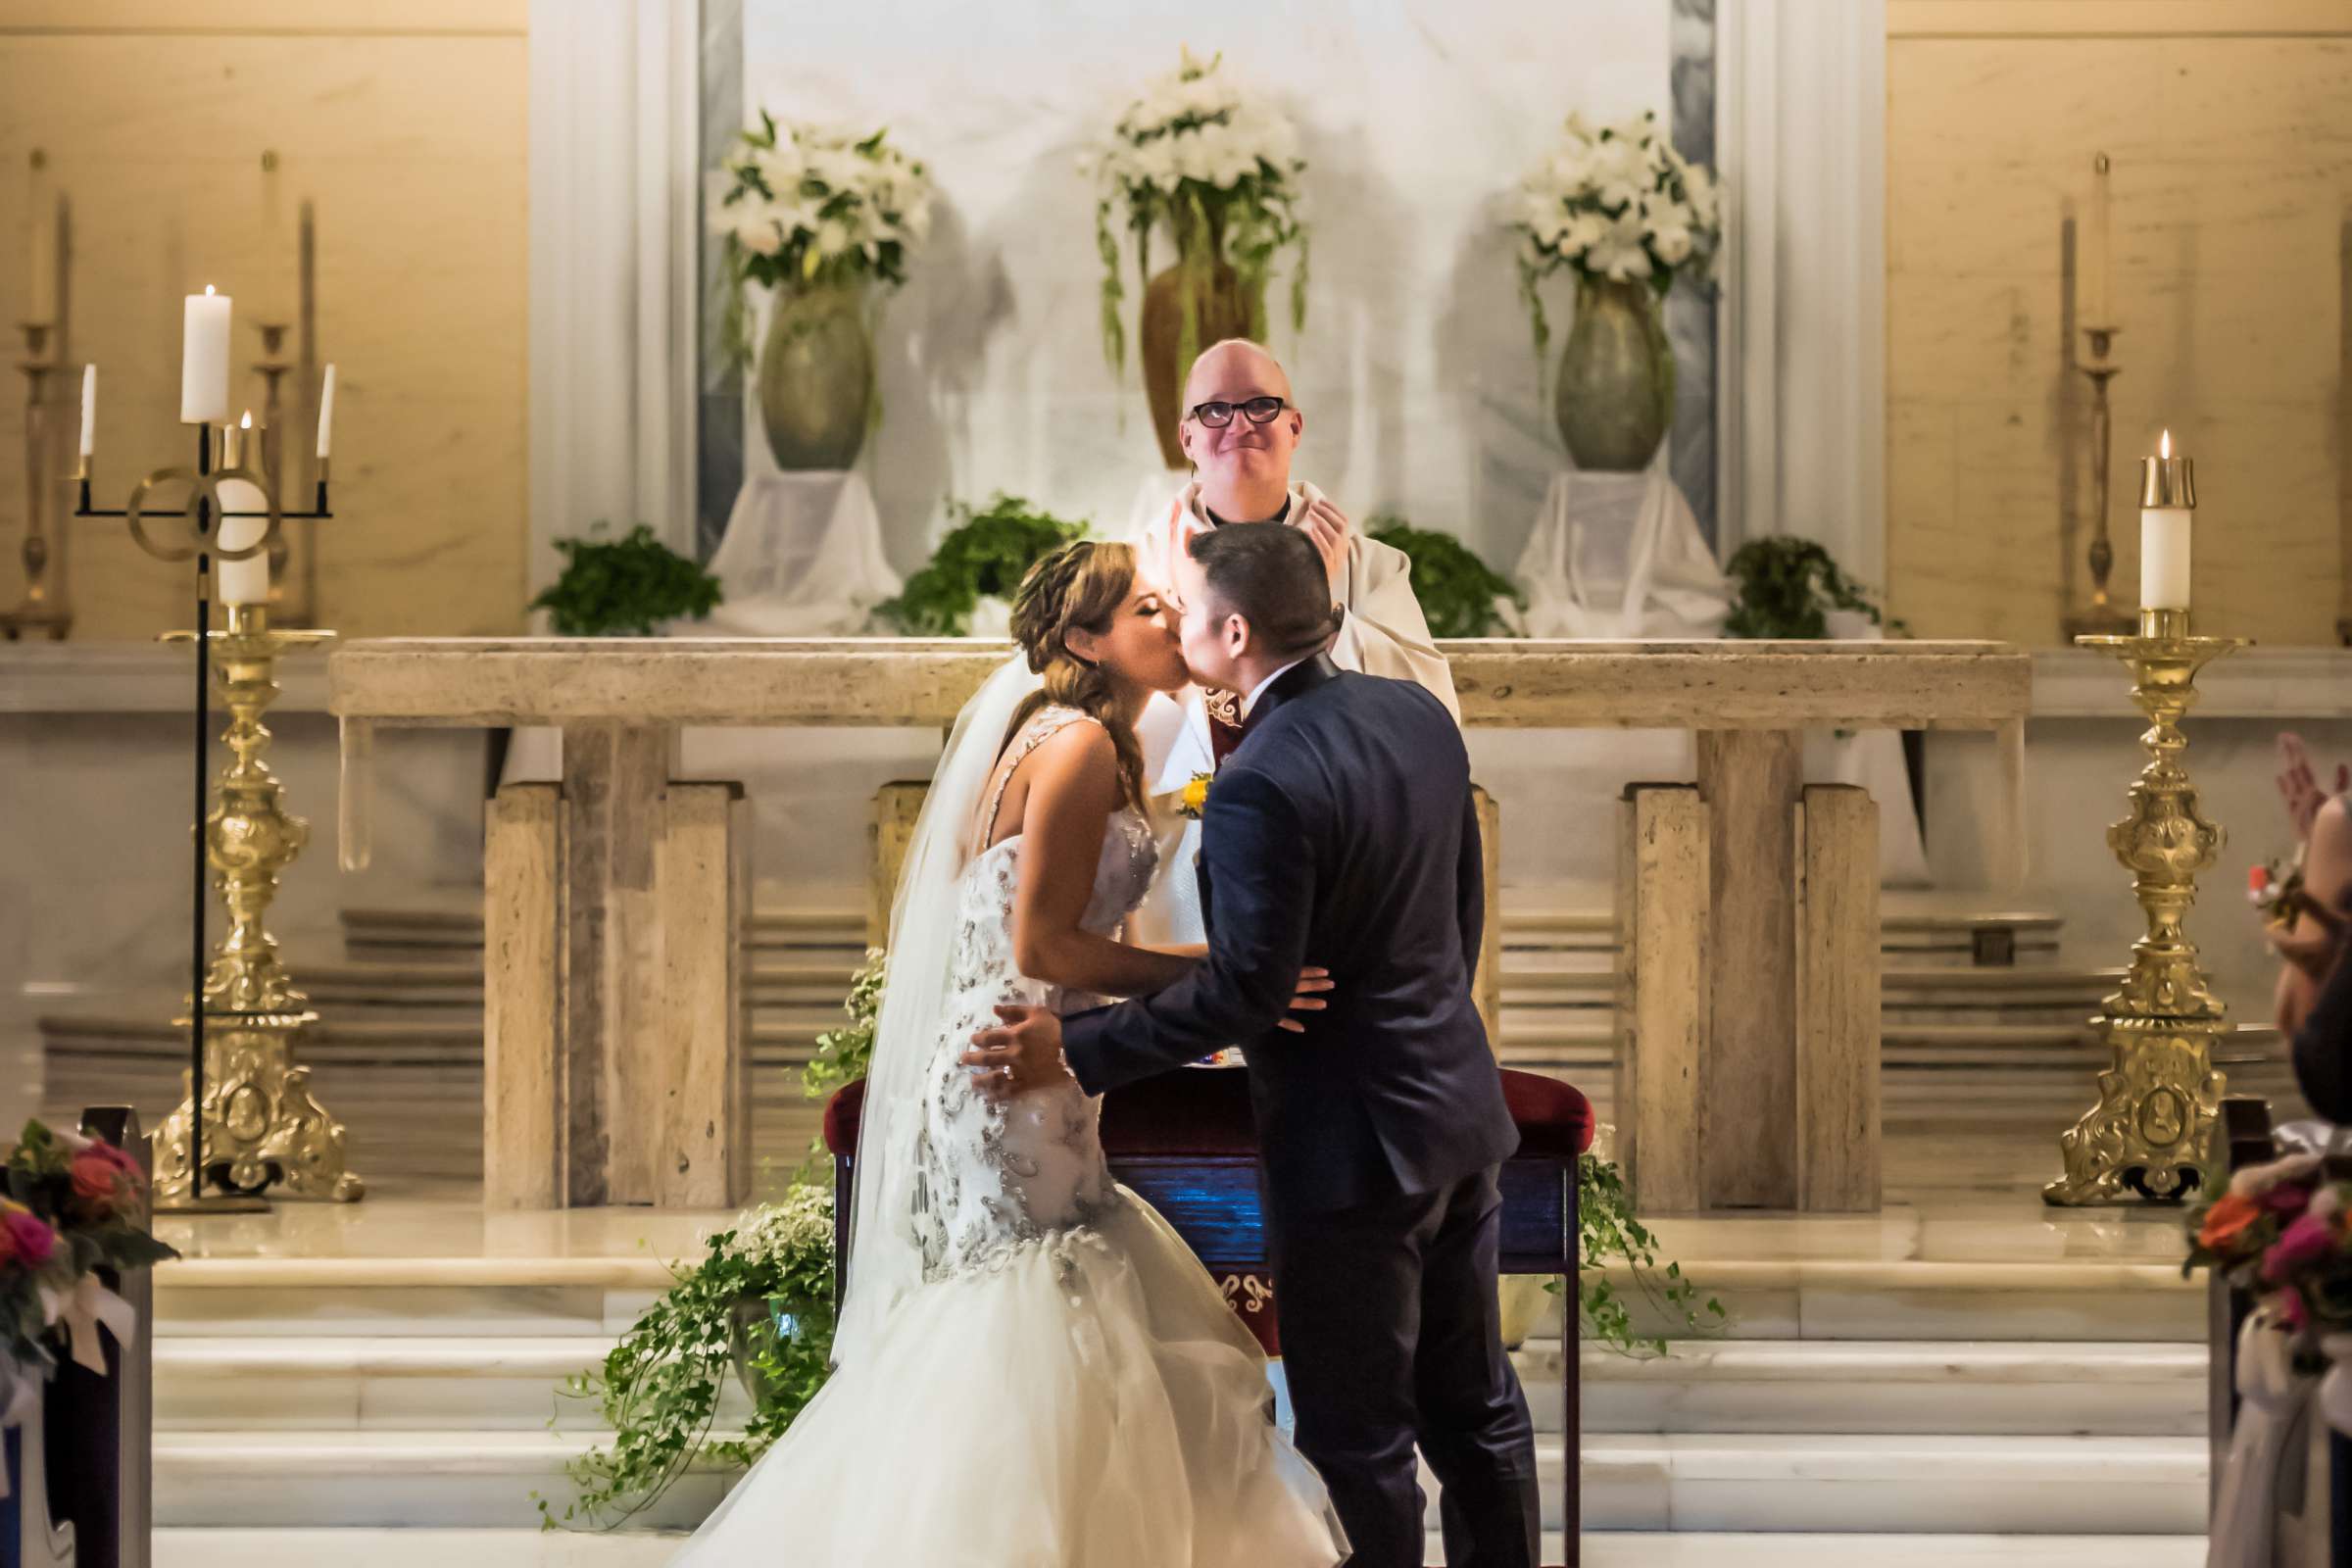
{"left": 2278, "top": 733, "right": 2350, "bottom": 844}
{"left": 1296, "top": 495, "right": 1351, "bottom": 592}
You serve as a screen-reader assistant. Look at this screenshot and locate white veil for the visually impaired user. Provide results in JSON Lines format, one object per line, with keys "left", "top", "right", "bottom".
{"left": 832, "top": 651, "right": 1042, "bottom": 1366}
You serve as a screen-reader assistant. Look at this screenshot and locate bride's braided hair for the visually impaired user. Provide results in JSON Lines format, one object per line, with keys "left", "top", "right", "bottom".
{"left": 1003, "top": 539, "right": 1150, "bottom": 810}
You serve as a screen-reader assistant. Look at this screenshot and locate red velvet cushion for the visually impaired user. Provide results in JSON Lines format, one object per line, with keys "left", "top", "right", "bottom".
{"left": 1501, "top": 1068, "right": 1597, "bottom": 1157}
{"left": 821, "top": 1066, "right": 1592, "bottom": 1160}
{"left": 822, "top": 1077, "right": 866, "bottom": 1155}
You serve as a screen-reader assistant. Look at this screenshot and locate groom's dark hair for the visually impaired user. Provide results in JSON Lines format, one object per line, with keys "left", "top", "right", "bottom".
{"left": 1187, "top": 522, "right": 1344, "bottom": 660}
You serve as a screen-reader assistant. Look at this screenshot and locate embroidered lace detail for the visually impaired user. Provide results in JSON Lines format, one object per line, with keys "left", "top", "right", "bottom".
{"left": 913, "top": 708, "right": 1159, "bottom": 1283}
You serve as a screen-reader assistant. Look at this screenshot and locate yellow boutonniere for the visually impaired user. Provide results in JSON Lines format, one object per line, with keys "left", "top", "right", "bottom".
{"left": 1177, "top": 771, "right": 1213, "bottom": 820}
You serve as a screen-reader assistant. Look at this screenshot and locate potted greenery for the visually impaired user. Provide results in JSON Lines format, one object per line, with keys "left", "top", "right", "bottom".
{"left": 1720, "top": 537, "right": 1903, "bottom": 640}
{"left": 874, "top": 494, "right": 1089, "bottom": 636}
{"left": 530, "top": 524, "right": 722, "bottom": 637}
{"left": 1365, "top": 517, "right": 1527, "bottom": 639}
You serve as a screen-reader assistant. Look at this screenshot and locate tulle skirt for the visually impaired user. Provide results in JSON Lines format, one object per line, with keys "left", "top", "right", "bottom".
{"left": 670, "top": 1187, "right": 1346, "bottom": 1567}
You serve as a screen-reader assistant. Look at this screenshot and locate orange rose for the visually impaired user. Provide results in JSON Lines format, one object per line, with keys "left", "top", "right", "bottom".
{"left": 2200, "top": 1192, "right": 2264, "bottom": 1251}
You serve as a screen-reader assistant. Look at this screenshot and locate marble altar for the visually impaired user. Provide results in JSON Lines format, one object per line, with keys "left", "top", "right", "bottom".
{"left": 328, "top": 637, "right": 2032, "bottom": 1213}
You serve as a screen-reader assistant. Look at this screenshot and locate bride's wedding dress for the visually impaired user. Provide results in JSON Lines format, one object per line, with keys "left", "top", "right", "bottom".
{"left": 673, "top": 706, "right": 1343, "bottom": 1566}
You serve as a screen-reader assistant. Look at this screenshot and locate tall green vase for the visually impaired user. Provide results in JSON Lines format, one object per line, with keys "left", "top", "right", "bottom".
{"left": 758, "top": 281, "right": 873, "bottom": 471}
{"left": 1553, "top": 275, "right": 1675, "bottom": 472}
{"left": 1139, "top": 212, "right": 1259, "bottom": 470}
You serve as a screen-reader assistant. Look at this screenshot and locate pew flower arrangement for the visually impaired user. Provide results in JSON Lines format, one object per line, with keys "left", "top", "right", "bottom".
{"left": 2186, "top": 1152, "right": 2352, "bottom": 1347}
{"left": 0, "top": 1120, "right": 175, "bottom": 1472}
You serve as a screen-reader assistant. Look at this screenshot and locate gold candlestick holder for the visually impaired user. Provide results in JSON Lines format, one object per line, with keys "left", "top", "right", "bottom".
{"left": 154, "top": 603, "right": 360, "bottom": 1205}
{"left": 2046, "top": 605, "right": 2248, "bottom": 1205}
{"left": 2061, "top": 325, "right": 2132, "bottom": 639}
{"left": 1, "top": 319, "right": 71, "bottom": 640}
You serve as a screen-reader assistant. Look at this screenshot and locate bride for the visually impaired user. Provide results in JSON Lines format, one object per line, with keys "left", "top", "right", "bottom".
{"left": 672, "top": 540, "right": 1346, "bottom": 1566}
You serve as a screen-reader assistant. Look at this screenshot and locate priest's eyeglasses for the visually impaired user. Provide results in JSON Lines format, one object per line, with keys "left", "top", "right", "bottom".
{"left": 1185, "top": 396, "right": 1290, "bottom": 428}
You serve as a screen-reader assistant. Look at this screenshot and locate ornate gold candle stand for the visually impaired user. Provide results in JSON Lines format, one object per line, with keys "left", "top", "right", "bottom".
{"left": 2046, "top": 607, "right": 2246, "bottom": 1205}
{"left": 154, "top": 604, "right": 362, "bottom": 1204}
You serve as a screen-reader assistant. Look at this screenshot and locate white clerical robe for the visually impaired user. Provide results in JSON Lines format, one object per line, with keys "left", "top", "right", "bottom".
{"left": 1126, "top": 478, "right": 1459, "bottom": 946}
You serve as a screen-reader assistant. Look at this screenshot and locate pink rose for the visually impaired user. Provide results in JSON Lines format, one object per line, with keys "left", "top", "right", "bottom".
{"left": 0, "top": 1206, "right": 56, "bottom": 1268}
{"left": 2264, "top": 1211, "right": 2342, "bottom": 1284}
{"left": 70, "top": 1143, "right": 139, "bottom": 1212}
{"left": 2281, "top": 1288, "right": 2312, "bottom": 1331}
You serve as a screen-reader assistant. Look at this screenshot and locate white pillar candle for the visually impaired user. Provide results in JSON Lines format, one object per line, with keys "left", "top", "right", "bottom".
{"left": 181, "top": 286, "right": 232, "bottom": 424}
{"left": 2138, "top": 428, "right": 2195, "bottom": 612}
{"left": 25, "top": 151, "right": 55, "bottom": 324}
{"left": 216, "top": 413, "right": 270, "bottom": 606}
{"left": 2084, "top": 152, "right": 2112, "bottom": 325}
{"left": 316, "top": 363, "right": 336, "bottom": 459}
{"left": 77, "top": 364, "right": 94, "bottom": 457}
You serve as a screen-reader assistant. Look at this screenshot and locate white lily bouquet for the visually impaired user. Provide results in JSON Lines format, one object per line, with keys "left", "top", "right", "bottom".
{"left": 1087, "top": 47, "right": 1309, "bottom": 380}
{"left": 710, "top": 113, "right": 934, "bottom": 365}
{"left": 1510, "top": 110, "right": 1722, "bottom": 368}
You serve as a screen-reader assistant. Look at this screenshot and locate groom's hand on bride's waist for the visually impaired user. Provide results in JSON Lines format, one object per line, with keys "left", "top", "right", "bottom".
{"left": 964, "top": 1004, "right": 1074, "bottom": 1100}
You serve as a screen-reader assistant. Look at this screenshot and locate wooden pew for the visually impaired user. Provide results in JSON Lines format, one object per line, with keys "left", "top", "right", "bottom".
{"left": 2209, "top": 1096, "right": 2352, "bottom": 1563}
{"left": 6, "top": 1107, "right": 152, "bottom": 1568}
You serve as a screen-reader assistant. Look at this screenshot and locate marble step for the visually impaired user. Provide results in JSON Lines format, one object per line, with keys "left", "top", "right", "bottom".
{"left": 151, "top": 1528, "right": 2211, "bottom": 1568}
{"left": 147, "top": 1427, "right": 2203, "bottom": 1534}
{"left": 1558, "top": 1339, "right": 2202, "bottom": 1436}
{"left": 153, "top": 1428, "right": 729, "bottom": 1529}
{"left": 150, "top": 1254, "right": 2203, "bottom": 1344}
{"left": 150, "top": 1333, "right": 2202, "bottom": 1441}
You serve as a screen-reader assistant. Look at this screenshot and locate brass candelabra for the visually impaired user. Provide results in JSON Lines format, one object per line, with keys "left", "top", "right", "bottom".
{"left": 154, "top": 604, "right": 360, "bottom": 1203}
{"left": 2045, "top": 606, "right": 2247, "bottom": 1205}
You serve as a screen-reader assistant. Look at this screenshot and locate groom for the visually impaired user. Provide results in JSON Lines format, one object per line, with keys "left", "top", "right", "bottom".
{"left": 965, "top": 523, "right": 1538, "bottom": 1568}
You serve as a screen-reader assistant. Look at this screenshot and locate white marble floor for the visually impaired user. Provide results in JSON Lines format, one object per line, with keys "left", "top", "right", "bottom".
{"left": 145, "top": 1124, "right": 2198, "bottom": 1275}
{"left": 152, "top": 1528, "right": 2209, "bottom": 1567}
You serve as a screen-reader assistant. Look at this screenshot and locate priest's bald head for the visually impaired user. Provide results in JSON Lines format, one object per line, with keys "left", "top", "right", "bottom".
{"left": 1178, "top": 338, "right": 1303, "bottom": 520}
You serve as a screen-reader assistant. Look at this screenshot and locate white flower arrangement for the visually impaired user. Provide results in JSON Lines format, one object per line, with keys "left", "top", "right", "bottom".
{"left": 709, "top": 112, "right": 934, "bottom": 364}
{"left": 1509, "top": 110, "right": 1722, "bottom": 365}
{"left": 1087, "top": 47, "right": 1309, "bottom": 377}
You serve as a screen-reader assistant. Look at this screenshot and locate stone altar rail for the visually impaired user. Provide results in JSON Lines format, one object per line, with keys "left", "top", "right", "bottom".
{"left": 329, "top": 637, "right": 2032, "bottom": 1213}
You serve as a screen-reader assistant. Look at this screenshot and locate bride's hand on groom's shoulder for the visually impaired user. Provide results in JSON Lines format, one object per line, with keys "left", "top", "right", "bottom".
{"left": 963, "top": 1003, "right": 1071, "bottom": 1099}
{"left": 1278, "top": 966, "right": 1334, "bottom": 1034}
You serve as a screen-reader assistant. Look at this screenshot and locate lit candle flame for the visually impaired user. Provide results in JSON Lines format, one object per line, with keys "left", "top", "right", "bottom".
{"left": 204, "top": 283, "right": 216, "bottom": 297}
{"left": 239, "top": 410, "right": 253, "bottom": 430}
{"left": 2159, "top": 429, "right": 2172, "bottom": 460}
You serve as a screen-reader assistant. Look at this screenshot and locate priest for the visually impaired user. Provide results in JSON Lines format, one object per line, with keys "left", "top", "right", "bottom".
{"left": 1128, "top": 338, "right": 1456, "bottom": 946}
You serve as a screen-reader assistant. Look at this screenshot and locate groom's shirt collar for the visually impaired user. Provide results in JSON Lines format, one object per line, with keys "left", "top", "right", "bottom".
{"left": 1240, "top": 658, "right": 1310, "bottom": 721}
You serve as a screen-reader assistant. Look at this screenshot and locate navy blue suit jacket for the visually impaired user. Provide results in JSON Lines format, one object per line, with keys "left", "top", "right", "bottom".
{"left": 1061, "top": 655, "right": 1520, "bottom": 1215}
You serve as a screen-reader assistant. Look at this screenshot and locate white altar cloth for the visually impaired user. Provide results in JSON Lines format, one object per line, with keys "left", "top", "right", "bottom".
{"left": 1515, "top": 463, "right": 1730, "bottom": 639}
{"left": 704, "top": 468, "right": 901, "bottom": 637}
